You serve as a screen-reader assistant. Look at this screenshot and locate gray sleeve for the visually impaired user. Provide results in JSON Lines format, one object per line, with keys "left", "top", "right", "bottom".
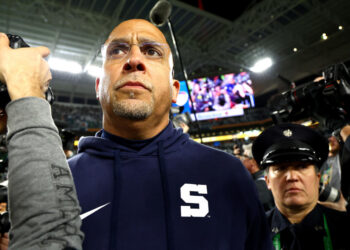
{"left": 5, "top": 97, "right": 83, "bottom": 250}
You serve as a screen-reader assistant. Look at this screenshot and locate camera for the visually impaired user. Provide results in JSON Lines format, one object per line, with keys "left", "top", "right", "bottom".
{"left": 0, "top": 34, "right": 54, "bottom": 110}
{"left": 319, "top": 185, "right": 341, "bottom": 202}
{"left": 271, "top": 64, "right": 350, "bottom": 203}
{"left": 270, "top": 63, "right": 350, "bottom": 132}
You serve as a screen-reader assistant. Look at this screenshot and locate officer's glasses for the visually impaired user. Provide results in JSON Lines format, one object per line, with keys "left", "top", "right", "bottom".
{"left": 102, "top": 41, "right": 168, "bottom": 60}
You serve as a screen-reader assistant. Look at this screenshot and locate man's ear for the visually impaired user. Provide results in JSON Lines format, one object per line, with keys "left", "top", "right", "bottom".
{"left": 172, "top": 79, "right": 180, "bottom": 103}
{"left": 95, "top": 78, "right": 100, "bottom": 100}
{"left": 265, "top": 174, "right": 272, "bottom": 190}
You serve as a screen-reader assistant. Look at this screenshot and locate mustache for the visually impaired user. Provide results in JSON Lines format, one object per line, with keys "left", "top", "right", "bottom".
{"left": 113, "top": 76, "right": 153, "bottom": 91}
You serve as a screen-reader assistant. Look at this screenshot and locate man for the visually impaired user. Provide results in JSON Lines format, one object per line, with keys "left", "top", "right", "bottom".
{"left": 68, "top": 19, "right": 272, "bottom": 250}
{"left": 241, "top": 143, "right": 275, "bottom": 212}
{"left": 252, "top": 123, "right": 349, "bottom": 250}
{"left": 0, "top": 33, "right": 83, "bottom": 249}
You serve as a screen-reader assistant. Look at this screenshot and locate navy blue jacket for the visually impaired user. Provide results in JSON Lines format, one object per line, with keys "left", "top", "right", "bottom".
{"left": 69, "top": 123, "right": 272, "bottom": 250}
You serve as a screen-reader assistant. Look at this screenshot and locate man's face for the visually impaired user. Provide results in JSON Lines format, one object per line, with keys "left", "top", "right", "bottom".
{"left": 96, "top": 19, "right": 179, "bottom": 123}
{"left": 265, "top": 162, "right": 320, "bottom": 210}
{"left": 242, "top": 157, "right": 256, "bottom": 174}
{"left": 328, "top": 136, "right": 340, "bottom": 155}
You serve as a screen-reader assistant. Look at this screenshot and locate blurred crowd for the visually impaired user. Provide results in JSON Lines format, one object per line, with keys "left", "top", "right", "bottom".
{"left": 51, "top": 103, "right": 102, "bottom": 131}
{"left": 189, "top": 72, "right": 254, "bottom": 112}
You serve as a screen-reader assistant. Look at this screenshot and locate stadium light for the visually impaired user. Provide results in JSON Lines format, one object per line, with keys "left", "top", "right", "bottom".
{"left": 250, "top": 57, "right": 273, "bottom": 73}
{"left": 48, "top": 57, "right": 83, "bottom": 74}
{"left": 87, "top": 65, "right": 102, "bottom": 78}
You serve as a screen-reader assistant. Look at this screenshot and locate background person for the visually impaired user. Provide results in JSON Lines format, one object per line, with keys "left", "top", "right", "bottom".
{"left": 241, "top": 143, "right": 275, "bottom": 212}
{"left": 320, "top": 135, "right": 342, "bottom": 191}
{"left": 252, "top": 123, "right": 349, "bottom": 250}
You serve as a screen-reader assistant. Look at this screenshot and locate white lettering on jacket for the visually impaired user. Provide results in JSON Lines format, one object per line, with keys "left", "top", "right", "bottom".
{"left": 180, "top": 184, "right": 209, "bottom": 217}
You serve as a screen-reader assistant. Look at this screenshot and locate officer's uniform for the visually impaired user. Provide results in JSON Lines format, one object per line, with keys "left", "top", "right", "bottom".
{"left": 252, "top": 123, "right": 350, "bottom": 250}
{"left": 266, "top": 203, "right": 349, "bottom": 250}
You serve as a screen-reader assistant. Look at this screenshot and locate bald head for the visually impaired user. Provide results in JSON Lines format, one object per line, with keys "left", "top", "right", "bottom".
{"left": 105, "top": 19, "right": 168, "bottom": 46}
{"left": 102, "top": 19, "right": 173, "bottom": 69}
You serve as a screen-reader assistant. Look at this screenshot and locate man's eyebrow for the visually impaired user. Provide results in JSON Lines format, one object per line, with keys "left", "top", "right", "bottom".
{"left": 138, "top": 37, "right": 163, "bottom": 43}
{"left": 108, "top": 38, "right": 129, "bottom": 45}
{"left": 108, "top": 37, "right": 166, "bottom": 44}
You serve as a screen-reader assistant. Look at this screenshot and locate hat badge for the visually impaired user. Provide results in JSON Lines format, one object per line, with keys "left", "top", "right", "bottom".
{"left": 283, "top": 129, "right": 293, "bottom": 137}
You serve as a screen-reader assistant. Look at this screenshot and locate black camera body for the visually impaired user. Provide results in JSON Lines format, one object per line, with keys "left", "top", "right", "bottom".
{"left": 271, "top": 63, "right": 350, "bottom": 132}
{"left": 0, "top": 34, "right": 54, "bottom": 109}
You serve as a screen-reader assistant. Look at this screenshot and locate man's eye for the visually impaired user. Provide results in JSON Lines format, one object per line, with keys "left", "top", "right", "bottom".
{"left": 142, "top": 45, "right": 162, "bottom": 57}
{"left": 109, "top": 49, "right": 121, "bottom": 55}
{"left": 272, "top": 167, "right": 281, "bottom": 172}
{"left": 108, "top": 45, "right": 128, "bottom": 56}
{"left": 272, "top": 166, "right": 286, "bottom": 172}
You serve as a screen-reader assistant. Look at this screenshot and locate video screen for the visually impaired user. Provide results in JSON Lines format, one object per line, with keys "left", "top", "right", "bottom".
{"left": 173, "top": 72, "right": 255, "bottom": 121}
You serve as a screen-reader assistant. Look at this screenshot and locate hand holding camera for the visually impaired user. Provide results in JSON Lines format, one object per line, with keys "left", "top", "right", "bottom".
{"left": 340, "top": 125, "right": 350, "bottom": 142}
{"left": 0, "top": 33, "right": 52, "bottom": 102}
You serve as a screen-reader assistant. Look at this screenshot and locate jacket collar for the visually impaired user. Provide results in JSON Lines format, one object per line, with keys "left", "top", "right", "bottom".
{"left": 269, "top": 204, "right": 326, "bottom": 237}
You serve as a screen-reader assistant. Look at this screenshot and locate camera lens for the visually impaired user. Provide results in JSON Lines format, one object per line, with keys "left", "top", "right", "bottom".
{"left": 319, "top": 185, "right": 340, "bottom": 202}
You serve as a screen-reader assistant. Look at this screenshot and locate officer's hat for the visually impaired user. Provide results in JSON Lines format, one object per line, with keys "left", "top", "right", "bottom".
{"left": 252, "top": 123, "right": 329, "bottom": 169}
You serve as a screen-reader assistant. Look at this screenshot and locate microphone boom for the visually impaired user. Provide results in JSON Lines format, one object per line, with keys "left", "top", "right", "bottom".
{"left": 149, "top": 0, "right": 172, "bottom": 27}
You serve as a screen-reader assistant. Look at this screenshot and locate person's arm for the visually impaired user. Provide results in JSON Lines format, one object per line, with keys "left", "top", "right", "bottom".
{"left": 340, "top": 125, "right": 350, "bottom": 203}
{"left": 244, "top": 187, "right": 273, "bottom": 250}
{"left": 6, "top": 97, "right": 84, "bottom": 249}
{"left": 318, "top": 192, "right": 347, "bottom": 212}
{"left": 0, "top": 33, "right": 83, "bottom": 249}
{"left": 340, "top": 125, "right": 350, "bottom": 143}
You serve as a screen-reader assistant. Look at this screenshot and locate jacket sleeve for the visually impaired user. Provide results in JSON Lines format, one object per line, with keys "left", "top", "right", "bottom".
{"left": 5, "top": 97, "right": 84, "bottom": 250}
{"left": 242, "top": 168, "right": 273, "bottom": 250}
{"left": 245, "top": 192, "right": 274, "bottom": 250}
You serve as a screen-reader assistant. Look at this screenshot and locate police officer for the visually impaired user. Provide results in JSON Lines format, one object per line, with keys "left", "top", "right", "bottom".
{"left": 252, "top": 123, "right": 349, "bottom": 250}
